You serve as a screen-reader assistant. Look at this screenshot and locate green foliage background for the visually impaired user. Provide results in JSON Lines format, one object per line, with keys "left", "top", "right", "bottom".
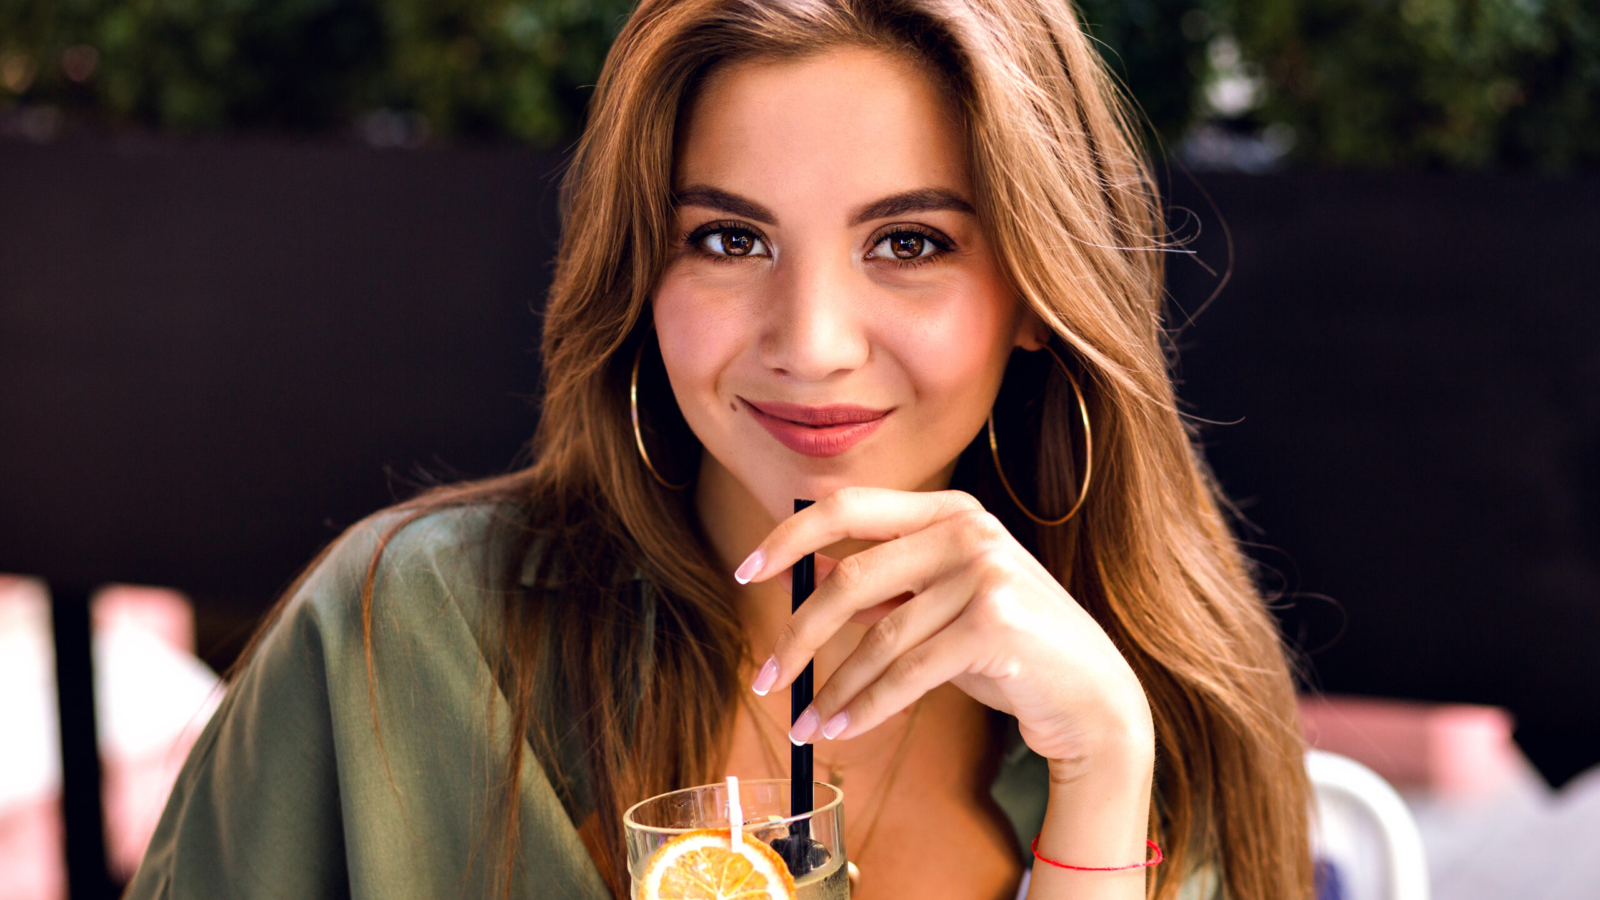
{"left": 1, "top": 0, "right": 1596, "bottom": 168}
{"left": 1225, "top": 0, "right": 1600, "bottom": 169}
{"left": 0, "top": 0, "right": 636, "bottom": 142}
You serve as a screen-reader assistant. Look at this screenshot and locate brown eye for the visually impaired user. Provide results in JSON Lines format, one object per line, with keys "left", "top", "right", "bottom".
{"left": 723, "top": 231, "right": 753, "bottom": 255}
{"left": 869, "top": 228, "right": 945, "bottom": 262}
{"left": 890, "top": 234, "right": 925, "bottom": 258}
{"left": 701, "top": 228, "right": 767, "bottom": 258}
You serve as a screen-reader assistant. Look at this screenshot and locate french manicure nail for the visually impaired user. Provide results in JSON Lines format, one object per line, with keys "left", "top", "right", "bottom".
{"left": 789, "top": 707, "right": 820, "bottom": 745}
{"left": 734, "top": 548, "right": 765, "bottom": 585}
{"left": 751, "top": 657, "right": 779, "bottom": 695}
{"left": 821, "top": 711, "right": 849, "bottom": 740}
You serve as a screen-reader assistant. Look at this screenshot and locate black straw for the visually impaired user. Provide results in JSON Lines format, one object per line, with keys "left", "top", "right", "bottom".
{"left": 790, "top": 498, "right": 816, "bottom": 828}
{"left": 772, "top": 498, "right": 825, "bottom": 876}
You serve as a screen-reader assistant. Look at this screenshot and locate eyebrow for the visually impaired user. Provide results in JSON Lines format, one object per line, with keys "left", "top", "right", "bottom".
{"left": 849, "top": 188, "right": 975, "bottom": 225}
{"left": 673, "top": 186, "right": 777, "bottom": 225}
{"left": 673, "top": 184, "right": 976, "bottom": 228}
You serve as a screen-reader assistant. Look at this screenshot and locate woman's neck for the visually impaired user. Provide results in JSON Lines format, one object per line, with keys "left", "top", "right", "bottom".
{"left": 694, "top": 457, "right": 810, "bottom": 660}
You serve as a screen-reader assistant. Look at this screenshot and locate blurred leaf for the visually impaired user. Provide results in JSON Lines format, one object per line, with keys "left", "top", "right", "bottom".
{"left": 1218, "top": 0, "right": 1600, "bottom": 169}
{"left": 0, "top": 0, "right": 629, "bottom": 141}
{"left": 0, "top": 0, "right": 1593, "bottom": 167}
{"left": 1076, "top": 0, "right": 1212, "bottom": 148}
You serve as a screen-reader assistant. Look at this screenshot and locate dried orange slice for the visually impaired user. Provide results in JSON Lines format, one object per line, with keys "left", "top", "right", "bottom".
{"left": 638, "top": 829, "right": 797, "bottom": 900}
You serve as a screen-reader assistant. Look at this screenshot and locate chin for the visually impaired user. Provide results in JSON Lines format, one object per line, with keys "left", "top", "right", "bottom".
{"left": 748, "top": 469, "right": 849, "bottom": 519}
{"left": 734, "top": 455, "right": 925, "bottom": 520}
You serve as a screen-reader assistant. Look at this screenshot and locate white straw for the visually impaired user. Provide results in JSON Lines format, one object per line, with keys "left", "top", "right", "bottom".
{"left": 727, "top": 775, "right": 745, "bottom": 854}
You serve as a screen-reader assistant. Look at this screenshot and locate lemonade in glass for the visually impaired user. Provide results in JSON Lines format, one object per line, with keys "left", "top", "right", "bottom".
{"left": 624, "top": 779, "right": 848, "bottom": 900}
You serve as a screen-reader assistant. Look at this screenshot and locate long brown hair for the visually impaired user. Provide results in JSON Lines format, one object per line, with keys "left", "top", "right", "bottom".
{"left": 241, "top": 1, "right": 1311, "bottom": 897}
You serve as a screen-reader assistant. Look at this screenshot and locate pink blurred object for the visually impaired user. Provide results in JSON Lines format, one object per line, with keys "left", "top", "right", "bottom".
{"left": 1300, "top": 695, "right": 1520, "bottom": 796}
{"left": 0, "top": 797, "right": 63, "bottom": 900}
{"left": 0, "top": 577, "right": 65, "bottom": 900}
{"left": 92, "top": 585, "right": 218, "bottom": 880}
{"left": 0, "top": 578, "right": 221, "bottom": 899}
{"left": 92, "top": 585, "right": 195, "bottom": 655}
{"left": 102, "top": 737, "right": 197, "bottom": 880}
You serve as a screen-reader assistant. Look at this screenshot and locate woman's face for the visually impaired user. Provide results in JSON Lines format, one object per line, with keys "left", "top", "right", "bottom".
{"left": 654, "top": 47, "right": 1043, "bottom": 526}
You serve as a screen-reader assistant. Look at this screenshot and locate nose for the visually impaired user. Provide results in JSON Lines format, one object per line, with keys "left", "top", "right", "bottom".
{"left": 759, "top": 255, "right": 870, "bottom": 381}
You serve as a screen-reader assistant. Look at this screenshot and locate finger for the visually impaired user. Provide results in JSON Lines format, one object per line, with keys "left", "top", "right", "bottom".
{"left": 801, "top": 615, "right": 980, "bottom": 742}
{"left": 800, "top": 576, "right": 978, "bottom": 741}
{"left": 849, "top": 592, "right": 910, "bottom": 626}
{"left": 734, "top": 486, "right": 983, "bottom": 585}
{"left": 777, "top": 553, "right": 839, "bottom": 595}
{"left": 765, "top": 515, "right": 980, "bottom": 694}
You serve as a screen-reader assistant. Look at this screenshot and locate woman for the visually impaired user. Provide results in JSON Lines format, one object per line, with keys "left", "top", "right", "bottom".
{"left": 127, "top": 1, "right": 1311, "bottom": 898}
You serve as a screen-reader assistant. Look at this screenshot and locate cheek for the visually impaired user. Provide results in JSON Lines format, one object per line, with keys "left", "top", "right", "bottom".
{"left": 651, "top": 273, "right": 745, "bottom": 414}
{"left": 891, "top": 280, "right": 1016, "bottom": 420}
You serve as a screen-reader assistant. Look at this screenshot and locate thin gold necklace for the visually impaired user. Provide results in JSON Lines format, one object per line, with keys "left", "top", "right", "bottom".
{"left": 739, "top": 689, "right": 925, "bottom": 892}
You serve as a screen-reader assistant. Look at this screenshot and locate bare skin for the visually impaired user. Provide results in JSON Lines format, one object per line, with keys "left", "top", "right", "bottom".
{"left": 653, "top": 48, "right": 1154, "bottom": 900}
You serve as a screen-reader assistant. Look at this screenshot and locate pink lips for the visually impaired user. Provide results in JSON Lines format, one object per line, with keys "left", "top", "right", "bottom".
{"left": 742, "top": 399, "right": 892, "bottom": 458}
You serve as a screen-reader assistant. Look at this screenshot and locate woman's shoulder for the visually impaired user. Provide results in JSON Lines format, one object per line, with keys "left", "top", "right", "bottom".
{"left": 285, "top": 499, "right": 532, "bottom": 643}
{"left": 126, "top": 498, "right": 608, "bottom": 899}
{"left": 241, "top": 498, "right": 539, "bottom": 750}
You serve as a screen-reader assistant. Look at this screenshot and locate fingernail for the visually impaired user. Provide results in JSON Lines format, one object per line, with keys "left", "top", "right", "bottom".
{"left": 751, "top": 657, "right": 779, "bottom": 696}
{"left": 789, "top": 707, "right": 820, "bottom": 745}
{"left": 821, "top": 711, "right": 849, "bottom": 740}
{"left": 734, "top": 548, "right": 765, "bottom": 585}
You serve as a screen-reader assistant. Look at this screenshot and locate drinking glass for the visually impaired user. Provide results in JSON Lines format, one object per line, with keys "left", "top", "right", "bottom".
{"left": 624, "top": 779, "right": 848, "bottom": 899}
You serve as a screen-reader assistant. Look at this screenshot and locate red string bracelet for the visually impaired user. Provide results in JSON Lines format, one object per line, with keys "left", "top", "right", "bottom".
{"left": 1031, "top": 835, "right": 1164, "bottom": 871}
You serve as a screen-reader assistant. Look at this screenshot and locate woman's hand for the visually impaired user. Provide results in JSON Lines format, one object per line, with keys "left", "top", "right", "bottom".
{"left": 735, "top": 487, "right": 1154, "bottom": 780}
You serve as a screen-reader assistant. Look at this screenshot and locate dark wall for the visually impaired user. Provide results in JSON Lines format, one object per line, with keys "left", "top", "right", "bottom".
{"left": 1165, "top": 171, "right": 1600, "bottom": 786}
{"left": 2, "top": 139, "right": 1596, "bottom": 785}
{"left": 0, "top": 137, "right": 562, "bottom": 658}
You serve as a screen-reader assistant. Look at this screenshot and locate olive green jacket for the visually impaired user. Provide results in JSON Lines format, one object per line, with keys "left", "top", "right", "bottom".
{"left": 125, "top": 505, "right": 1064, "bottom": 899}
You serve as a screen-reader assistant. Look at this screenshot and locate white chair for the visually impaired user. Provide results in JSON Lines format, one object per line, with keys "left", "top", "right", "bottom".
{"left": 1307, "top": 749, "right": 1430, "bottom": 900}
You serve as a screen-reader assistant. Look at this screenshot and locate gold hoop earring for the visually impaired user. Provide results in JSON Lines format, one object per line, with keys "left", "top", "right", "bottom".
{"left": 987, "top": 344, "right": 1093, "bottom": 526}
{"left": 631, "top": 335, "right": 691, "bottom": 490}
